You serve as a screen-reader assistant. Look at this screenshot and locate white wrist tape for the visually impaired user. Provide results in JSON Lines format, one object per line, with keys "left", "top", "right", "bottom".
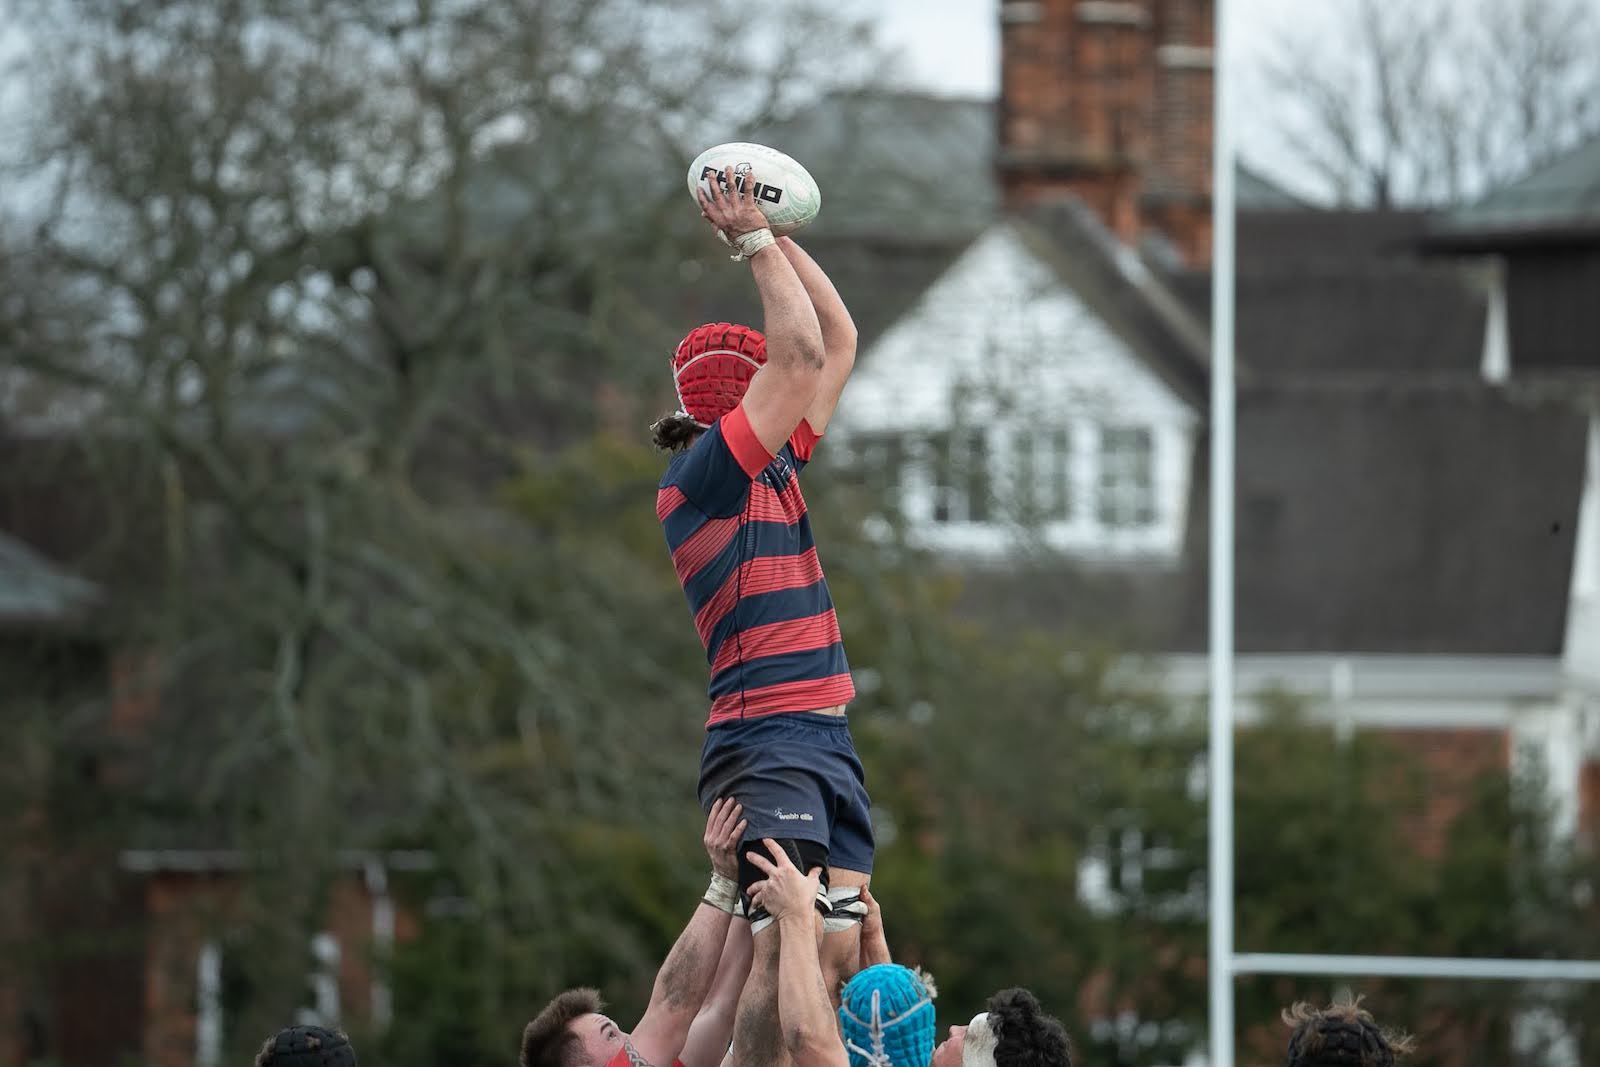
{"left": 722, "top": 227, "right": 776, "bottom": 261}
{"left": 703, "top": 872, "right": 739, "bottom": 913}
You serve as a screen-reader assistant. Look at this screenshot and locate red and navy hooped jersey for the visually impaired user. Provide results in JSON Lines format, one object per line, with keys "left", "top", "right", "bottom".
{"left": 657, "top": 406, "right": 855, "bottom": 727}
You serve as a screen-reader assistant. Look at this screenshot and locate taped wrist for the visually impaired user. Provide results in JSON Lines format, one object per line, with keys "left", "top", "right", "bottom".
{"left": 720, "top": 227, "right": 776, "bottom": 261}
{"left": 823, "top": 885, "right": 870, "bottom": 933}
{"left": 703, "top": 872, "right": 739, "bottom": 913}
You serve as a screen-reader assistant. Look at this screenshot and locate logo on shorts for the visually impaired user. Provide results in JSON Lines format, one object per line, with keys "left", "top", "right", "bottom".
{"left": 774, "top": 808, "right": 815, "bottom": 822}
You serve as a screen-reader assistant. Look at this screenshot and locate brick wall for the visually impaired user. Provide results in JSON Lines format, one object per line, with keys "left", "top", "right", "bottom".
{"left": 1583, "top": 759, "right": 1600, "bottom": 837}
{"left": 1380, "top": 728, "right": 1510, "bottom": 861}
{"left": 138, "top": 868, "right": 413, "bottom": 1067}
{"left": 998, "top": 0, "right": 1214, "bottom": 263}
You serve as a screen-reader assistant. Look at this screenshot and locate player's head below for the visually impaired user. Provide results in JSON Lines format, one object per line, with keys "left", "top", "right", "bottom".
{"left": 1283, "top": 994, "right": 1415, "bottom": 1067}
{"left": 651, "top": 322, "right": 767, "bottom": 453}
{"left": 930, "top": 988, "right": 1072, "bottom": 1067}
{"left": 254, "top": 1025, "right": 357, "bottom": 1067}
{"left": 839, "top": 964, "right": 938, "bottom": 1067}
{"left": 522, "top": 988, "right": 629, "bottom": 1067}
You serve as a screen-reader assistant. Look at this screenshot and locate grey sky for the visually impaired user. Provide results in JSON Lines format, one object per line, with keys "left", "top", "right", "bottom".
{"left": 0, "top": 2, "right": 1349, "bottom": 204}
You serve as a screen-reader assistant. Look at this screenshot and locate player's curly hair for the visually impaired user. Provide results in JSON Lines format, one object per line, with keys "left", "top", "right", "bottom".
{"left": 522, "top": 988, "right": 604, "bottom": 1067}
{"left": 1282, "top": 993, "right": 1416, "bottom": 1066}
{"left": 985, "top": 988, "right": 1073, "bottom": 1067}
{"left": 650, "top": 411, "right": 703, "bottom": 452}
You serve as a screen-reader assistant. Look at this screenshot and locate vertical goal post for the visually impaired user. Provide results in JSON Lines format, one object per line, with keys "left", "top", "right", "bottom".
{"left": 1206, "top": 4, "right": 1600, "bottom": 1066}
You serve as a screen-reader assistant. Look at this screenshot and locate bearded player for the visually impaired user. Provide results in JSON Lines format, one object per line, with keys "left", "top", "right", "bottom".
{"left": 652, "top": 163, "right": 867, "bottom": 1062}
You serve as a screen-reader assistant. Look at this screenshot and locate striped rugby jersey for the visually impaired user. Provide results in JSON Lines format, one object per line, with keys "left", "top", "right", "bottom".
{"left": 657, "top": 405, "right": 855, "bottom": 728}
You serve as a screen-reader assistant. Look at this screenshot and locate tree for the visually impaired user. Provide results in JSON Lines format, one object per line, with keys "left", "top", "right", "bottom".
{"left": 0, "top": 0, "right": 884, "bottom": 1055}
{"left": 1255, "top": 0, "right": 1600, "bottom": 208}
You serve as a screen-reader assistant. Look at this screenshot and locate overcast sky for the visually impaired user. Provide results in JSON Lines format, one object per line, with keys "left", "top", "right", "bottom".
{"left": 0, "top": 1, "right": 1343, "bottom": 202}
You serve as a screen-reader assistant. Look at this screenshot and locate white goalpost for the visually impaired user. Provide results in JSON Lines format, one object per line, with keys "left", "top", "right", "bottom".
{"left": 1206, "top": 5, "right": 1600, "bottom": 1066}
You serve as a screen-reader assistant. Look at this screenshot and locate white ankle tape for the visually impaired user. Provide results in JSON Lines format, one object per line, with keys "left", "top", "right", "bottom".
{"left": 824, "top": 885, "right": 869, "bottom": 933}
{"left": 742, "top": 888, "right": 831, "bottom": 934}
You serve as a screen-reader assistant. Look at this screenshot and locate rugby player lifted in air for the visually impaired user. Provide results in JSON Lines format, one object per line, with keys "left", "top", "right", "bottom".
{"left": 651, "top": 163, "right": 869, "bottom": 1051}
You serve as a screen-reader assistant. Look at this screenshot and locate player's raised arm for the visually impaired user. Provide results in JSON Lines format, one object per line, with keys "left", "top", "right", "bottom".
{"left": 628, "top": 799, "right": 748, "bottom": 1067}
{"left": 775, "top": 237, "right": 857, "bottom": 435}
{"left": 698, "top": 167, "right": 824, "bottom": 457}
{"left": 747, "top": 840, "right": 849, "bottom": 1067}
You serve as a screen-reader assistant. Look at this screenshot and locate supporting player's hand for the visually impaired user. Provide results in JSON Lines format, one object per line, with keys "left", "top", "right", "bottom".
{"left": 746, "top": 838, "right": 822, "bottom": 923}
{"left": 697, "top": 164, "right": 769, "bottom": 241}
{"left": 858, "top": 885, "right": 891, "bottom": 967}
{"left": 859, "top": 886, "right": 883, "bottom": 938}
{"left": 704, "top": 797, "right": 747, "bottom": 881}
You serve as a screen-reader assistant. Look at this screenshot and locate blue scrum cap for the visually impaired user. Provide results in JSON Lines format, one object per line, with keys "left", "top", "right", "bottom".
{"left": 838, "top": 964, "right": 938, "bottom": 1067}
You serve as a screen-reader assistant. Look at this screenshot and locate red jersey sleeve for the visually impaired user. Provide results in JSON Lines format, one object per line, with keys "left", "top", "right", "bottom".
{"left": 720, "top": 405, "right": 776, "bottom": 478}
{"left": 788, "top": 419, "right": 822, "bottom": 462}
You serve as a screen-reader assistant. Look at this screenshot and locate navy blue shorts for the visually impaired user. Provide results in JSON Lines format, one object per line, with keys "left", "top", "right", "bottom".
{"left": 698, "top": 711, "right": 875, "bottom": 875}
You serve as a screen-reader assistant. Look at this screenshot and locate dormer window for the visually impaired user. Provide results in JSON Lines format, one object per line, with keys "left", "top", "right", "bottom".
{"left": 843, "top": 418, "right": 1183, "bottom": 560}
{"left": 931, "top": 430, "right": 993, "bottom": 524}
{"left": 1098, "top": 425, "right": 1156, "bottom": 528}
{"left": 1015, "top": 427, "right": 1073, "bottom": 523}
{"left": 828, "top": 225, "right": 1198, "bottom": 563}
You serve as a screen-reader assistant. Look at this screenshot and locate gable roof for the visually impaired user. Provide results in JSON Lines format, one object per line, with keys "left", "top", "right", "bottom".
{"left": 790, "top": 98, "right": 1584, "bottom": 658}
{"left": 755, "top": 91, "right": 999, "bottom": 242}
{"left": 0, "top": 530, "right": 97, "bottom": 627}
{"left": 1425, "top": 134, "right": 1600, "bottom": 250}
{"left": 967, "top": 386, "right": 1586, "bottom": 657}
{"left": 837, "top": 222, "right": 1201, "bottom": 437}
{"left": 1164, "top": 211, "right": 1488, "bottom": 380}
{"left": 1236, "top": 163, "right": 1311, "bottom": 210}
{"left": 1014, "top": 200, "right": 1210, "bottom": 404}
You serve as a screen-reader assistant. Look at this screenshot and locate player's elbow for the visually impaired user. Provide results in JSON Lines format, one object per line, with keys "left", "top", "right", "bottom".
{"left": 832, "top": 321, "right": 858, "bottom": 356}
{"left": 832, "top": 334, "right": 857, "bottom": 373}
{"left": 794, "top": 334, "right": 827, "bottom": 373}
{"left": 784, "top": 1022, "right": 843, "bottom": 1064}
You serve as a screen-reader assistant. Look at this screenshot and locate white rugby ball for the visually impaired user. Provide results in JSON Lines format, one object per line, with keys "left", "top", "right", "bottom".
{"left": 687, "top": 142, "right": 821, "bottom": 236}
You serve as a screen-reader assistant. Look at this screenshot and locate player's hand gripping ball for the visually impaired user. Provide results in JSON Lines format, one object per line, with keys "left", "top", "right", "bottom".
{"left": 686, "top": 142, "right": 821, "bottom": 236}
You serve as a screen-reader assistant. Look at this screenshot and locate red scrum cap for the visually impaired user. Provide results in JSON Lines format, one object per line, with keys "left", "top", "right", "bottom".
{"left": 672, "top": 322, "right": 767, "bottom": 427}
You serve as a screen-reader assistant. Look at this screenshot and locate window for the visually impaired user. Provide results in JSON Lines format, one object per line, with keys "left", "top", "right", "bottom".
{"left": 842, "top": 418, "right": 1180, "bottom": 554}
{"left": 853, "top": 433, "right": 905, "bottom": 496}
{"left": 299, "top": 931, "right": 341, "bottom": 1026}
{"left": 196, "top": 942, "right": 222, "bottom": 1067}
{"left": 930, "top": 430, "right": 992, "bottom": 524}
{"left": 194, "top": 931, "right": 346, "bottom": 1062}
{"left": 1015, "top": 427, "right": 1072, "bottom": 523}
{"left": 1077, "top": 824, "right": 1201, "bottom": 918}
{"left": 1097, "top": 425, "right": 1156, "bottom": 528}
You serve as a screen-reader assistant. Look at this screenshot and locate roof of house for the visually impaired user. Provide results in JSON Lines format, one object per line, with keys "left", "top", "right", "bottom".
{"left": 756, "top": 91, "right": 1000, "bottom": 242}
{"left": 1237, "top": 163, "right": 1311, "bottom": 210}
{"left": 1425, "top": 134, "right": 1600, "bottom": 249}
{"left": 1174, "top": 211, "right": 1491, "bottom": 380}
{"left": 0, "top": 529, "right": 97, "bottom": 626}
{"left": 785, "top": 94, "right": 1587, "bottom": 657}
{"left": 970, "top": 385, "right": 1586, "bottom": 657}
{"left": 754, "top": 91, "right": 1307, "bottom": 242}
{"left": 1014, "top": 199, "right": 1210, "bottom": 404}
{"left": 1215, "top": 387, "right": 1584, "bottom": 655}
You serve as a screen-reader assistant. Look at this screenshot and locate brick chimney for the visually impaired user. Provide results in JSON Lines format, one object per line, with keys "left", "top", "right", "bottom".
{"left": 997, "top": 0, "right": 1215, "bottom": 265}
